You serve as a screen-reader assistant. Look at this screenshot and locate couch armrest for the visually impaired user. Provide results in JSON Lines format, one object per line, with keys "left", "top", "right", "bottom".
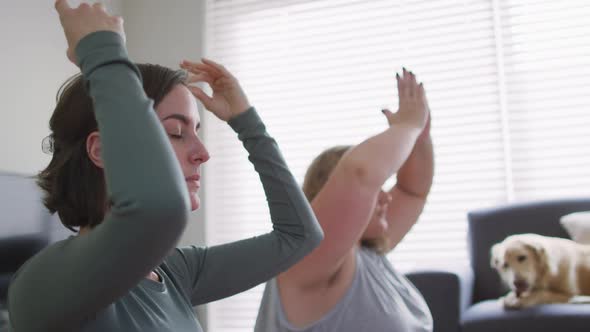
{"left": 405, "top": 266, "right": 474, "bottom": 332}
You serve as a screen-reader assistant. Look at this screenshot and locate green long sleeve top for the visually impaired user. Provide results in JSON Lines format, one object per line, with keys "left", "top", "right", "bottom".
{"left": 7, "top": 31, "right": 323, "bottom": 332}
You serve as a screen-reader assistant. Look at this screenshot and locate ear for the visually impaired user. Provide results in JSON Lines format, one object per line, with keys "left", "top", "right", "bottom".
{"left": 524, "top": 240, "right": 545, "bottom": 259}
{"left": 86, "top": 131, "right": 104, "bottom": 168}
{"left": 524, "top": 240, "right": 555, "bottom": 276}
{"left": 490, "top": 243, "right": 501, "bottom": 269}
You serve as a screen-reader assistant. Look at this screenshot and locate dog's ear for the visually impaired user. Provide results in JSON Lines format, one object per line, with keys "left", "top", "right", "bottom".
{"left": 524, "top": 241, "right": 545, "bottom": 260}
{"left": 524, "top": 240, "right": 556, "bottom": 277}
{"left": 490, "top": 243, "right": 502, "bottom": 269}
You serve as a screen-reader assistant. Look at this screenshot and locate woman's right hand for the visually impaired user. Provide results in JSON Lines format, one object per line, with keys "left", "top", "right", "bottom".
{"left": 382, "top": 68, "right": 429, "bottom": 131}
{"left": 55, "top": 0, "right": 125, "bottom": 65}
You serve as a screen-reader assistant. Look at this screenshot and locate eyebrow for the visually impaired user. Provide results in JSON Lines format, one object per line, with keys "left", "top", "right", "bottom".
{"left": 162, "top": 114, "right": 201, "bottom": 130}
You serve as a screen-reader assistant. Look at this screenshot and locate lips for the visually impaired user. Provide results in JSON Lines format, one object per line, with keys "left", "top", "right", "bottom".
{"left": 186, "top": 174, "right": 200, "bottom": 181}
{"left": 186, "top": 174, "right": 201, "bottom": 190}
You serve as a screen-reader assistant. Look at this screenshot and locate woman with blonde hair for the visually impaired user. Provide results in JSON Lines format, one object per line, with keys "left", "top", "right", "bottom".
{"left": 256, "top": 69, "right": 434, "bottom": 331}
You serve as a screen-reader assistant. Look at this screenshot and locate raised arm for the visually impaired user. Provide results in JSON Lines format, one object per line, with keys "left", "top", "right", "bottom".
{"left": 383, "top": 113, "right": 434, "bottom": 253}
{"left": 8, "top": 3, "right": 188, "bottom": 331}
{"left": 282, "top": 69, "right": 430, "bottom": 287}
{"left": 162, "top": 60, "right": 322, "bottom": 304}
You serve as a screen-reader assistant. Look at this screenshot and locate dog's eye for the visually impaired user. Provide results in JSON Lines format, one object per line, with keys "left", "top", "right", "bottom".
{"left": 502, "top": 263, "right": 508, "bottom": 269}
{"left": 517, "top": 255, "right": 527, "bottom": 263}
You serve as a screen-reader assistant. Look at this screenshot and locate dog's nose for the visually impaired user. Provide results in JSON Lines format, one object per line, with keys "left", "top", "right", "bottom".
{"left": 514, "top": 279, "right": 528, "bottom": 291}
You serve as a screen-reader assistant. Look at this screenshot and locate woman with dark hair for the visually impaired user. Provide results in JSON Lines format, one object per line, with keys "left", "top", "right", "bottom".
{"left": 7, "top": 2, "right": 322, "bottom": 331}
{"left": 255, "top": 70, "right": 434, "bottom": 331}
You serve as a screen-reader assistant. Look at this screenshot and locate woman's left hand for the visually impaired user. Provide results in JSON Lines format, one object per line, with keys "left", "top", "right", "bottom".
{"left": 180, "top": 58, "right": 251, "bottom": 122}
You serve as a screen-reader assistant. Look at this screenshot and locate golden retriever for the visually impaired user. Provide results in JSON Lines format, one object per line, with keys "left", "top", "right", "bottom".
{"left": 490, "top": 233, "right": 590, "bottom": 309}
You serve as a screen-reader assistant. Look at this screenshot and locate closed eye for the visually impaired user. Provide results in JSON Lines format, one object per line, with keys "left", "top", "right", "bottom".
{"left": 517, "top": 255, "right": 527, "bottom": 263}
{"left": 168, "top": 132, "right": 182, "bottom": 137}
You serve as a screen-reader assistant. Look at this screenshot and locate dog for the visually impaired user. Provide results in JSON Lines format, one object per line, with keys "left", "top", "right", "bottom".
{"left": 490, "top": 233, "right": 590, "bottom": 309}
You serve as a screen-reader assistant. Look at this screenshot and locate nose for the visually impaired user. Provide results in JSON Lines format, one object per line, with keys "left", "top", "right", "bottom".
{"left": 514, "top": 279, "right": 528, "bottom": 292}
{"left": 190, "top": 138, "right": 210, "bottom": 165}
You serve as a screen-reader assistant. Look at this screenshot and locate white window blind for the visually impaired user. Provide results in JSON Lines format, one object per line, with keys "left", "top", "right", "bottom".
{"left": 203, "top": 1, "right": 590, "bottom": 331}
{"left": 499, "top": 0, "right": 590, "bottom": 200}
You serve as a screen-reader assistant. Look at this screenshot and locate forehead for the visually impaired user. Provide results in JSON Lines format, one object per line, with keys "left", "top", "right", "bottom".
{"left": 494, "top": 241, "right": 528, "bottom": 260}
{"left": 504, "top": 242, "right": 530, "bottom": 257}
{"left": 155, "top": 84, "right": 200, "bottom": 122}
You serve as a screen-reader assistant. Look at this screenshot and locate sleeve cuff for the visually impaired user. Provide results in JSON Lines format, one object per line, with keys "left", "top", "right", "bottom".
{"left": 228, "top": 107, "right": 263, "bottom": 134}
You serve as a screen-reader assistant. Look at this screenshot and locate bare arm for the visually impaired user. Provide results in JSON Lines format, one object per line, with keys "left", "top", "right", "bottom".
{"left": 282, "top": 70, "right": 429, "bottom": 287}
{"left": 384, "top": 115, "right": 434, "bottom": 252}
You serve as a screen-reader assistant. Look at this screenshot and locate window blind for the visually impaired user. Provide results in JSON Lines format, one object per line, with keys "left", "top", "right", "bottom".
{"left": 499, "top": 0, "right": 590, "bottom": 200}
{"left": 203, "top": 1, "right": 590, "bottom": 330}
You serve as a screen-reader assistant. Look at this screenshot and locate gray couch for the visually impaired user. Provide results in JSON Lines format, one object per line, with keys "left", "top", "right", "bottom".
{"left": 406, "top": 198, "right": 590, "bottom": 332}
{"left": 0, "top": 172, "right": 70, "bottom": 330}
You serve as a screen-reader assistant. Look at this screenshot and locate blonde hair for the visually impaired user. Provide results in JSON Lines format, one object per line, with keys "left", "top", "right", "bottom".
{"left": 302, "top": 146, "right": 390, "bottom": 254}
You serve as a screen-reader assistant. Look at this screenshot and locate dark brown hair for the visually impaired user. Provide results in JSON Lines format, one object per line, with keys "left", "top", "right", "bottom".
{"left": 302, "top": 145, "right": 390, "bottom": 254}
{"left": 37, "top": 64, "right": 187, "bottom": 232}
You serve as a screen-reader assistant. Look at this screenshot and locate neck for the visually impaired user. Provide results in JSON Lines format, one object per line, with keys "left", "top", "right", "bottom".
{"left": 78, "top": 226, "right": 91, "bottom": 236}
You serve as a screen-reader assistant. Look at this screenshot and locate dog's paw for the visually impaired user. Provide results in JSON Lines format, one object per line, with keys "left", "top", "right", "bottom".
{"left": 502, "top": 292, "right": 523, "bottom": 309}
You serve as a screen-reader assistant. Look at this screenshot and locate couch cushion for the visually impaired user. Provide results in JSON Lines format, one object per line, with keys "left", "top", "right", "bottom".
{"left": 560, "top": 211, "right": 590, "bottom": 244}
{"left": 462, "top": 299, "right": 590, "bottom": 332}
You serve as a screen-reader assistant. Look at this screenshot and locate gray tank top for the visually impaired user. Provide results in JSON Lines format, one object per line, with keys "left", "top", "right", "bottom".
{"left": 255, "top": 247, "right": 433, "bottom": 332}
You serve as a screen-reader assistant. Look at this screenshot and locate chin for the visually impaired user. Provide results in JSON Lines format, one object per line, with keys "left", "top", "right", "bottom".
{"left": 190, "top": 195, "right": 201, "bottom": 211}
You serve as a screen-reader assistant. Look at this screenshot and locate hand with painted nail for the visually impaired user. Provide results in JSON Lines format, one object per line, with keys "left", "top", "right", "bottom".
{"left": 180, "top": 59, "right": 251, "bottom": 122}
{"left": 54, "top": 0, "right": 125, "bottom": 65}
{"left": 381, "top": 68, "right": 429, "bottom": 132}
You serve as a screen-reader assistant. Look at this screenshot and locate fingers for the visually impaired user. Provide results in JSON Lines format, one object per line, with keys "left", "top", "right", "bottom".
{"left": 186, "top": 72, "right": 214, "bottom": 85}
{"left": 402, "top": 68, "right": 410, "bottom": 97}
{"left": 397, "top": 67, "right": 423, "bottom": 98}
{"left": 92, "top": 2, "right": 106, "bottom": 11}
{"left": 111, "top": 15, "right": 126, "bottom": 42}
{"left": 187, "top": 85, "right": 214, "bottom": 109}
{"left": 417, "top": 82, "right": 425, "bottom": 101}
{"left": 181, "top": 60, "right": 223, "bottom": 80}
{"left": 56, "top": 1, "right": 111, "bottom": 19}
{"left": 54, "top": 0, "right": 71, "bottom": 14}
{"left": 396, "top": 72, "right": 404, "bottom": 99}
{"left": 404, "top": 68, "right": 418, "bottom": 97}
{"left": 201, "top": 58, "right": 232, "bottom": 77}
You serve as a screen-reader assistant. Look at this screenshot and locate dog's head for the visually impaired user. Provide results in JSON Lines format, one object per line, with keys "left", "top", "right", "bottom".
{"left": 490, "top": 234, "right": 550, "bottom": 296}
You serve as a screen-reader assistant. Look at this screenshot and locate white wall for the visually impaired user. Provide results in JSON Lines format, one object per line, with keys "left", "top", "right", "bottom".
{"left": 0, "top": 1, "right": 79, "bottom": 175}
{"left": 0, "top": 1, "right": 125, "bottom": 176}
